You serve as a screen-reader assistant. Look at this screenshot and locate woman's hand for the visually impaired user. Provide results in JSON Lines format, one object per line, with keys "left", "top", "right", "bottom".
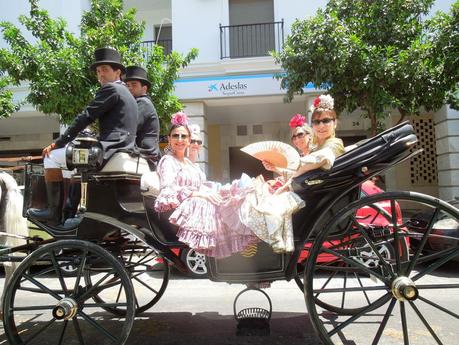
{"left": 42, "top": 142, "right": 56, "bottom": 157}
{"left": 262, "top": 160, "right": 280, "bottom": 174}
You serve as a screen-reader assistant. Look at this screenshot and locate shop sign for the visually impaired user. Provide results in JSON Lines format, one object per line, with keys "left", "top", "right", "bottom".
{"left": 175, "top": 73, "right": 314, "bottom": 99}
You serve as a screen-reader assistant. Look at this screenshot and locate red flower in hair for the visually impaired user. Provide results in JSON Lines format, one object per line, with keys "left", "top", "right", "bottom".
{"left": 289, "top": 114, "right": 306, "bottom": 128}
{"left": 171, "top": 112, "right": 189, "bottom": 126}
{"left": 313, "top": 97, "right": 321, "bottom": 108}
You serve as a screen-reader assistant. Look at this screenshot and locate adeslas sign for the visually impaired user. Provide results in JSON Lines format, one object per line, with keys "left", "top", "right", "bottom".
{"left": 208, "top": 81, "right": 248, "bottom": 95}
{"left": 175, "top": 74, "right": 284, "bottom": 100}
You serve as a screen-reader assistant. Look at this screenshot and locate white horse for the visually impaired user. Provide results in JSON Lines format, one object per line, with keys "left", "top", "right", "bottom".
{"left": 0, "top": 171, "right": 29, "bottom": 319}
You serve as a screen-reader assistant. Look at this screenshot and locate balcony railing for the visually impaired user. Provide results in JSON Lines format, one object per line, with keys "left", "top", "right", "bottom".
{"left": 219, "top": 20, "right": 284, "bottom": 59}
{"left": 141, "top": 39, "right": 173, "bottom": 58}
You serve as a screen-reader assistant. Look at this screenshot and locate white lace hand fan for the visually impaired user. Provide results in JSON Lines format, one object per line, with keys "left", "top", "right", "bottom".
{"left": 240, "top": 141, "right": 300, "bottom": 170}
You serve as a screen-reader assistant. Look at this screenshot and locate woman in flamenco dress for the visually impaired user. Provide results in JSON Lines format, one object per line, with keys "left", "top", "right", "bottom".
{"left": 154, "top": 112, "right": 259, "bottom": 258}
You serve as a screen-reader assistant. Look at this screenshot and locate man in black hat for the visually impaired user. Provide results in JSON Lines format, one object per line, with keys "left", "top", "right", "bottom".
{"left": 28, "top": 47, "right": 138, "bottom": 225}
{"left": 124, "top": 65, "right": 161, "bottom": 169}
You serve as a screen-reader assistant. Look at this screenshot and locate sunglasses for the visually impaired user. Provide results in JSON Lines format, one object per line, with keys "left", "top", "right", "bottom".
{"left": 312, "top": 118, "right": 335, "bottom": 126}
{"left": 171, "top": 133, "right": 189, "bottom": 140}
{"left": 190, "top": 139, "right": 202, "bottom": 145}
{"left": 291, "top": 132, "right": 307, "bottom": 140}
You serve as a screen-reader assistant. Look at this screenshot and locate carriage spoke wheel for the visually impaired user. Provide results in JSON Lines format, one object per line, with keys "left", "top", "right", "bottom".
{"left": 305, "top": 192, "right": 459, "bottom": 345}
{"left": 85, "top": 234, "right": 170, "bottom": 316}
{"left": 2, "top": 239, "right": 135, "bottom": 345}
{"left": 295, "top": 236, "right": 407, "bottom": 315}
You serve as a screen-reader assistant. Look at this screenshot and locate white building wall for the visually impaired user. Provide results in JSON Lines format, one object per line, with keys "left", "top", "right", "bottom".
{"left": 172, "top": 0, "right": 228, "bottom": 63}
{"left": 435, "top": 107, "right": 459, "bottom": 200}
{"left": 135, "top": 8, "right": 172, "bottom": 42}
{"left": 0, "top": 0, "right": 88, "bottom": 48}
{"left": 274, "top": 0, "right": 324, "bottom": 37}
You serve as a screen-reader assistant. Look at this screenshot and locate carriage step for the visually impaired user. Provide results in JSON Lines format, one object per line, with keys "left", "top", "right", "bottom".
{"left": 234, "top": 288, "right": 272, "bottom": 336}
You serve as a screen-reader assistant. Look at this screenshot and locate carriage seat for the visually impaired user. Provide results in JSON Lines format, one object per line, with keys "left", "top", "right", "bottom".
{"left": 100, "top": 152, "right": 151, "bottom": 175}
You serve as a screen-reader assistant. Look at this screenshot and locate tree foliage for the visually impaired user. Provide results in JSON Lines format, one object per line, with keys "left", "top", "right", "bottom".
{"left": 0, "top": 74, "right": 19, "bottom": 118}
{"left": 275, "top": 0, "right": 459, "bottom": 135}
{"left": 0, "top": 0, "right": 197, "bottom": 130}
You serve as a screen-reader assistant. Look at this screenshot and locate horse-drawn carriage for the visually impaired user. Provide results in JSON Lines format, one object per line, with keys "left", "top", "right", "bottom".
{"left": 1, "top": 121, "right": 458, "bottom": 345}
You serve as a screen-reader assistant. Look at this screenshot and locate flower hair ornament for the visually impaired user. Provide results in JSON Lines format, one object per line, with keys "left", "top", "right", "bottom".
{"left": 311, "top": 94, "right": 334, "bottom": 112}
{"left": 189, "top": 124, "right": 201, "bottom": 136}
{"left": 289, "top": 114, "right": 306, "bottom": 129}
{"left": 171, "top": 111, "right": 189, "bottom": 126}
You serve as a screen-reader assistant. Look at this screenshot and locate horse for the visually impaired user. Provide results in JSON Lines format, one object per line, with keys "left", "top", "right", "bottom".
{"left": 0, "top": 171, "right": 29, "bottom": 319}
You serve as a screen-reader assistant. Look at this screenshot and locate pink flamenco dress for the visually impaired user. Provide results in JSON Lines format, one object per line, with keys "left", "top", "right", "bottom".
{"left": 154, "top": 154, "right": 258, "bottom": 258}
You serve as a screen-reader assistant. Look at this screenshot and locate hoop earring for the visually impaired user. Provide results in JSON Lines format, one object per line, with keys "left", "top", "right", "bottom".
{"left": 164, "top": 144, "right": 174, "bottom": 155}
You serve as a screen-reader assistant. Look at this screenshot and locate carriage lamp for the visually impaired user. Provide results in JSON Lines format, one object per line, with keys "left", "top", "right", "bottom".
{"left": 65, "top": 133, "right": 104, "bottom": 213}
{"left": 65, "top": 134, "right": 104, "bottom": 172}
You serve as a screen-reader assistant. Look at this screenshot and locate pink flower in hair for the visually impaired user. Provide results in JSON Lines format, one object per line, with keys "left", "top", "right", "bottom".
{"left": 171, "top": 112, "right": 189, "bottom": 126}
{"left": 289, "top": 114, "right": 306, "bottom": 128}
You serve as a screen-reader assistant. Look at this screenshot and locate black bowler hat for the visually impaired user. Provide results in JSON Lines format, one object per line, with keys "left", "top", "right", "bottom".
{"left": 124, "top": 65, "right": 151, "bottom": 88}
{"left": 90, "top": 47, "right": 126, "bottom": 73}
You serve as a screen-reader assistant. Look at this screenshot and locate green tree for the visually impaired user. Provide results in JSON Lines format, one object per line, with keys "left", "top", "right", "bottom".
{"left": 0, "top": 74, "right": 19, "bottom": 118}
{"left": 0, "top": 0, "right": 197, "bottom": 129}
{"left": 275, "top": 0, "right": 459, "bottom": 135}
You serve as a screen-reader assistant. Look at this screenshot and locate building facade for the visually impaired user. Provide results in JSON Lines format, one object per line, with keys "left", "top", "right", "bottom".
{"left": 1, "top": 0, "right": 458, "bottom": 200}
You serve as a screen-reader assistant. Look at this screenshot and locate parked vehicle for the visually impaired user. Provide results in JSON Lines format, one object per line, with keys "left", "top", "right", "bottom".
{"left": 167, "top": 247, "right": 208, "bottom": 278}
{"left": 407, "top": 198, "right": 459, "bottom": 260}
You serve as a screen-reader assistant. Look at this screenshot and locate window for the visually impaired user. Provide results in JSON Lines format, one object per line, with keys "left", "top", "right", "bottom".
{"left": 153, "top": 25, "right": 172, "bottom": 55}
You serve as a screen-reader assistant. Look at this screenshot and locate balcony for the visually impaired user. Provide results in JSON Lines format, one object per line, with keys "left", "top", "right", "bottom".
{"left": 219, "top": 20, "right": 284, "bottom": 59}
{"left": 141, "top": 39, "right": 173, "bottom": 58}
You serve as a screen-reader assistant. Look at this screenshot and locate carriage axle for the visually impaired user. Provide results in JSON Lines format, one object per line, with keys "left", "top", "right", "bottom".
{"left": 391, "top": 276, "right": 419, "bottom": 302}
{"left": 52, "top": 297, "right": 79, "bottom": 320}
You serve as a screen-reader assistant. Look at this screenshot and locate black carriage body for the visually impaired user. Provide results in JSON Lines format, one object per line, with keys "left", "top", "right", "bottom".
{"left": 79, "top": 173, "right": 149, "bottom": 239}
{"left": 23, "top": 121, "right": 418, "bottom": 284}
{"left": 23, "top": 167, "right": 148, "bottom": 239}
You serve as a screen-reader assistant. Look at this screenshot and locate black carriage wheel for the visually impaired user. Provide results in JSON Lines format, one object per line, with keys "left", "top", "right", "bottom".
{"left": 2, "top": 239, "right": 135, "bottom": 345}
{"left": 295, "top": 236, "right": 409, "bottom": 315}
{"left": 305, "top": 191, "right": 459, "bottom": 345}
{"left": 85, "top": 236, "right": 170, "bottom": 316}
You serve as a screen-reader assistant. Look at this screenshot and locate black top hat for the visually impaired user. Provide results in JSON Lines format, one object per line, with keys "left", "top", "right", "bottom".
{"left": 90, "top": 47, "right": 125, "bottom": 73}
{"left": 124, "top": 66, "right": 151, "bottom": 88}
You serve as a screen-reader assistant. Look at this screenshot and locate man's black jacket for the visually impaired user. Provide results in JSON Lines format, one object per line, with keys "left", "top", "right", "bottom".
{"left": 55, "top": 81, "right": 138, "bottom": 161}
